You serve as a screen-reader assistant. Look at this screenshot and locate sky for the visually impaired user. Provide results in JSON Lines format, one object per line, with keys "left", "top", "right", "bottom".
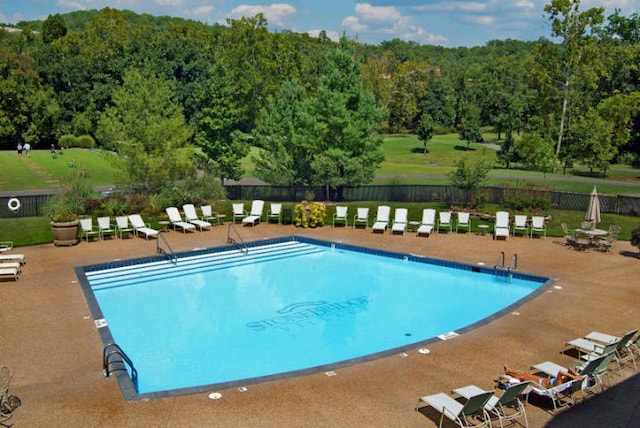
{"left": 1, "top": 0, "right": 639, "bottom": 47}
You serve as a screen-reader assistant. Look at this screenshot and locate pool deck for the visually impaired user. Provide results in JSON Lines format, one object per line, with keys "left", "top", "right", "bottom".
{"left": 2, "top": 223, "right": 639, "bottom": 427}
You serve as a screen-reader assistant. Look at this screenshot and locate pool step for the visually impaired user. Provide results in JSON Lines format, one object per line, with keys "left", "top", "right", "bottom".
{"left": 88, "top": 241, "right": 324, "bottom": 290}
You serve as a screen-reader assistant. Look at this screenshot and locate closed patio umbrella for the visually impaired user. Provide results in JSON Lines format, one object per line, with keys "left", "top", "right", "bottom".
{"left": 585, "top": 186, "right": 601, "bottom": 225}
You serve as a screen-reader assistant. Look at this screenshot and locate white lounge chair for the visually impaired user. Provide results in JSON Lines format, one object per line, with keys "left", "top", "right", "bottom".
{"left": 494, "top": 211, "right": 510, "bottom": 240}
{"left": 128, "top": 214, "right": 159, "bottom": 239}
{"left": 97, "top": 216, "right": 116, "bottom": 240}
{"left": 182, "top": 204, "right": 212, "bottom": 231}
{"left": 333, "top": 206, "right": 348, "bottom": 228}
{"left": 417, "top": 209, "right": 436, "bottom": 237}
{"left": 165, "top": 207, "right": 196, "bottom": 233}
{"left": 115, "top": 216, "right": 134, "bottom": 239}
{"left": 353, "top": 207, "right": 369, "bottom": 229}
{"left": 455, "top": 212, "right": 471, "bottom": 234}
{"left": 201, "top": 205, "right": 220, "bottom": 225}
{"left": 0, "top": 241, "right": 13, "bottom": 252}
{"left": 0, "top": 267, "right": 19, "bottom": 281}
{"left": 530, "top": 216, "right": 546, "bottom": 239}
{"left": 242, "top": 200, "right": 264, "bottom": 226}
{"left": 391, "top": 208, "right": 408, "bottom": 235}
{"left": 79, "top": 218, "right": 99, "bottom": 242}
{"left": 232, "top": 203, "right": 246, "bottom": 223}
{"left": 0, "top": 254, "right": 26, "bottom": 265}
{"left": 437, "top": 211, "right": 452, "bottom": 233}
{"left": 372, "top": 205, "right": 390, "bottom": 233}
{"left": 512, "top": 215, "right": 529, "bottom": 237}
{"left": 452, "top": 382, "right": 531, "bottom": 428}
{"left": 266, "top": 203, "right": 282, "bottom": 224}
{"left": 418, "top": 390, "right": 493, "bottom": 428}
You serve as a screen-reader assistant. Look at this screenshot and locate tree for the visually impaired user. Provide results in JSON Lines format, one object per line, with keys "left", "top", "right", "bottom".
{"left": 194, "top": 64, "right": 250, "bottom": 183}
{"left": 96, "top": 69, "right": 194, "bottom": 191}
{"left": 448, "top": 156, "right": 492, "bottom": 205}
{"left": 416, "top": 114, "right": 434, "bottom": 155}
{"left": 541, "top": 0, "right": 605, "bottom": 170}
{"left": 42, "top": 14, "right": 67, "bottom": 44}
{"left": 457, "top": 106, "right": 482, "bottom": 150}
{"left": 567, "top": 108, "right": 615, "bottom": 175}
{"left": 514, "top": 133, "right": 556, "bottom": 177}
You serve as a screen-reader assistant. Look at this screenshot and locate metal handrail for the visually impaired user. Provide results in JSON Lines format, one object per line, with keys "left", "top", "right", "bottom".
{"left": 510, "top": 253, "right": 518, "bottom": 271}
{"left": 156, "top": 230, "right": 177, "bottom": 263}
{"left": 227, "top": 222, "right": 248, "bottom": 254}
{"left": 103, "top": 343, "right": 138, "bottom": 391}
{"left": 494, "top": 251, "right": 505, "bottom": 270}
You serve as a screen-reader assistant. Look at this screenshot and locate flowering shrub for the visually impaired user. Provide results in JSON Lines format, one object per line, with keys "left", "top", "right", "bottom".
{"left": 294, "top": 201, "right": 326, "bottom": 228}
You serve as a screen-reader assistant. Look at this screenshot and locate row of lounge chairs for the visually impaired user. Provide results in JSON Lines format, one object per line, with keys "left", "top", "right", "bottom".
{"left": 0, "top": 242, "right": 26, "bottom": 282}
{"left": 416, "top": 328, "right": 639, "bottom": 427}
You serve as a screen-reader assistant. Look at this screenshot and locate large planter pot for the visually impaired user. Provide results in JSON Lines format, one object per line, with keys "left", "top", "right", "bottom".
{"left": 51, "top": 220, "right": 79, "bottom": 246}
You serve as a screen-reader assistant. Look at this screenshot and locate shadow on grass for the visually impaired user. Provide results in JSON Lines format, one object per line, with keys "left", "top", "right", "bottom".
{"left": 454, "top": 145, "right": 476, "bottom": 152}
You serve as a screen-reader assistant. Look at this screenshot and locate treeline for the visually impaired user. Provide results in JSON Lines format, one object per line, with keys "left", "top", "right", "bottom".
{"left": 1, "top": 2, "right": 639, "bottom": 189}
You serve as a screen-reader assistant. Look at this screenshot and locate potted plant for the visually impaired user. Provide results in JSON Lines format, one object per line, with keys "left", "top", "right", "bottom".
{"left": 44, "top": 171, "right": 98, "bottom": 246}
{"left": 630, "top": 226, "right": 640, "bottom": 254}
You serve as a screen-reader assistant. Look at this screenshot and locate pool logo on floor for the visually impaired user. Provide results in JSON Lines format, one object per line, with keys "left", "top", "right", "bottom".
{"left": 246, "top": 296, "right": 370, "bottom": 332}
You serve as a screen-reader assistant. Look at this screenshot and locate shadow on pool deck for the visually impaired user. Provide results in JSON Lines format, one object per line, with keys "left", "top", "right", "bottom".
{"left": 2, "top": 223, "right": 639, "bottom": 427}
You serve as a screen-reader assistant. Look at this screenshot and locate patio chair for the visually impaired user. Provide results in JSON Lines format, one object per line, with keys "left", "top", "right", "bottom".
{"left": 242, "top": 200, "right": 264, "bottom": 226}
{"left": 232, "top": 203, "right": 246, "bottom": 223}
{"left": 417, "top": 390, "right": 493, "bottom": 428}
{"left": 201, "top": 205, "right": 220, "bottom": 225}
{"left": 128, "top": 214, "right": 159, "bottom": 239}
{"left": 561, "top": 223, "right": 576, "bottom": 247}
{"left": 353, "top": 207, "right": 369, "bottom": 229}
{"left": 266, "top": 203, "right": 282, "bottom": 224}
{"left": 165, "top": 207, "right": 196, "bottom": 233}
{"left": 455, "top": 212, "right": 471, "bottom": 234}
{"left": 97, "top": 216, "right": 116, "bottom": 240}
{"left": 115, "top": 216, "right": 134, "bottom": 239}
{"left": 79, "top": 218, "right": 100, "bottom": 242}
{"left": 597, "top": 225, "right": 621, "bottom": 252}
{"left": 182, "top": 204, "right": 212, "bottom": 231}
{"left": 530, "top": 216, "right": 546, "bottom": 239}
{"left": 437, "top": 211, "right": 453, "bottom": 234}
{"left": 533, "top": 352, "right": 613, "bottom": 398}
{"left": 452, "top": 381, "right": 531, "bottom": 428}
{"left": 0, "top": 254, "right": 26, "bottom": 265}
{"left": 494, "top": 211, "right": 510, "bottom": 240}
{"left": 417, "top": 208, "right": 436, "bottom": 237}
{"left": 333, "top": 206, "right": 348, "bottom": 228}
{"left": 0, "top": 267, "right": 19, "bottom": 282}
{"left": 512, "top": 215, "right": 529, "bottom": 238}
{"left": 391, "top": 208, "right": 408, "bottom": 235}
{"left": 522, "top": 376, "right": 583, "bottom": 413}
{"left": 0, "top": 242, "right": 12, "bottom": 253}
{"left": 372, "top": 205, "right": 390, "bottom": 234}
{"left": 585, "top": 329, "right": 639, "bottom": 371}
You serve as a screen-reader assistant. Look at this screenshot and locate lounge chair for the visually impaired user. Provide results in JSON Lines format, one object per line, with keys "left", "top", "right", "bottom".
{"left": 182, "top": 204, "right": 212, "bottom": 231}
{"left": 532, "top": 352, "right": 613, "bottom": 398}
{"left": 417, "top": 208, "right": 436, "bottom": 237}
{"left": 452, "top": 381, "right": 531, "bottom": 428}
{"left": 512, "top": 215, "right": 528, "bottom": 237}
{"left": 418, "top": 390, "right": 493, "bottom": 428}
{"left": 0, "top": 254, "right": 26, "bottom": 265}
{"left": 437, "top": 211, "right": 452, "bottom": 234}
{"left": 79, "top": 218, "right": 100, "bottom": 242}
{"left": 391, "top": 208, "right": 408, "bottom": 235}
{"left": 201, "top": 205, "right": 220, "bottom": 225}
{"left": 333, "top": 206, "right": 348, "bottom": 228}
{"left": 115, "top": 216, "right": 134, "bottom": 239}
{"left": 0, "top": 242, "right": 12, "bottom": 253}
{"left": 564, "top": 330, "right": 637, "bottom": 375}
{"left": 232, "top": 203, "right": 246, "bottom": 223}
{"left": 353, "top": 207, "right": 369, "bottom": 229}
{"left": 242, "top": 200, "right": 264, "bottom": 226}
{"left": 494, "top": 211, "right": 510, "bottom": 240}
{"left": 165, "top": 207, "right": 196, "bottom": 233}
{"left": 128, "top": 214, "right": 159, "bottom": 239}
{"left": 530, "top": 216, "right": 546, "bottom": 239}
{"left": 266, "top": 203, "right": 282, "bottom": 224}
{"left": 455, "top": 212, "right": 471, "bottom": 234}
{"left": 0, "top": 267, "right": 19, "bottom": 281}
{"left": 372, "top": 205, "right": 390, "bottom": 234}
{"left": 585, "top": 329, "right": 639, "bottom": 371}
{"left": 97, "top": 216, "right": 116, "bottom": 240}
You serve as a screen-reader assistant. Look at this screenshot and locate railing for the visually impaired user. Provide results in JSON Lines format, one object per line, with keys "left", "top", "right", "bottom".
{"left": 227, "top": 222, "right": 248, "bottom": 254}
{"left": 494, "top": 251, "right": 517, "bottom": 282}
{"left": 156, "top": 231, "right": 177, "bottom": 264}
{"left": 103, "top": 343, "right": 138, "bottom": 391}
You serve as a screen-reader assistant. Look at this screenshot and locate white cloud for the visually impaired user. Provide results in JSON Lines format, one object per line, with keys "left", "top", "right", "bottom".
{"left": 228, "top": 3, "right": 296, "bottom": 27}
{"left": 341, "top": 2, "right": 448, "bottom": 45}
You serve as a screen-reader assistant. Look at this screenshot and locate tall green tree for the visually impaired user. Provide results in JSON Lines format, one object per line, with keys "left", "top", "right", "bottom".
{"left": 42, "top": 14, "right": 67, "bottom": 44}
{"left": 96, "top": 69, "right": 194, "bottom": 191}
{"left": 416, "top": 113, "right": 434, "bottom": 155}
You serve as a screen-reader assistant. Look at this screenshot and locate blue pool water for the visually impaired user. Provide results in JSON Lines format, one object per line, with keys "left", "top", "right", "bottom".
{"left": 79, "top": 237, "right": 550, "bottom": 400}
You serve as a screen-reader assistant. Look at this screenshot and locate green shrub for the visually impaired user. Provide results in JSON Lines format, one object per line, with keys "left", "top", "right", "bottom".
{"left": 59, "top": 134, "right": 77, "bottom": 149}
{"left": 76, "top": 135, "right": 95, "bottom": 148}
{"left": 501, "top": 181, "right": 552, "bottom": 213}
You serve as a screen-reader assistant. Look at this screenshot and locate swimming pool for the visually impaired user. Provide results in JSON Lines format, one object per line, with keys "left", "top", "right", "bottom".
{"left": 77, "top": 236, "right": 552, "bottom": 401}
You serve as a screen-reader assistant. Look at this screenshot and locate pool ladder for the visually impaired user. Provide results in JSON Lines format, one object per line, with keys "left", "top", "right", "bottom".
{"left": 227, "top": 223, "right": 249, "bottom": 255}
{"left": 156, "top": 230, "right": 177, "bottom": 264}
{"left": 103, "top": 343, "right": 138, "bottom": 391}
{"left": 494, "top": 251, "right": 517, "bottom": 282}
